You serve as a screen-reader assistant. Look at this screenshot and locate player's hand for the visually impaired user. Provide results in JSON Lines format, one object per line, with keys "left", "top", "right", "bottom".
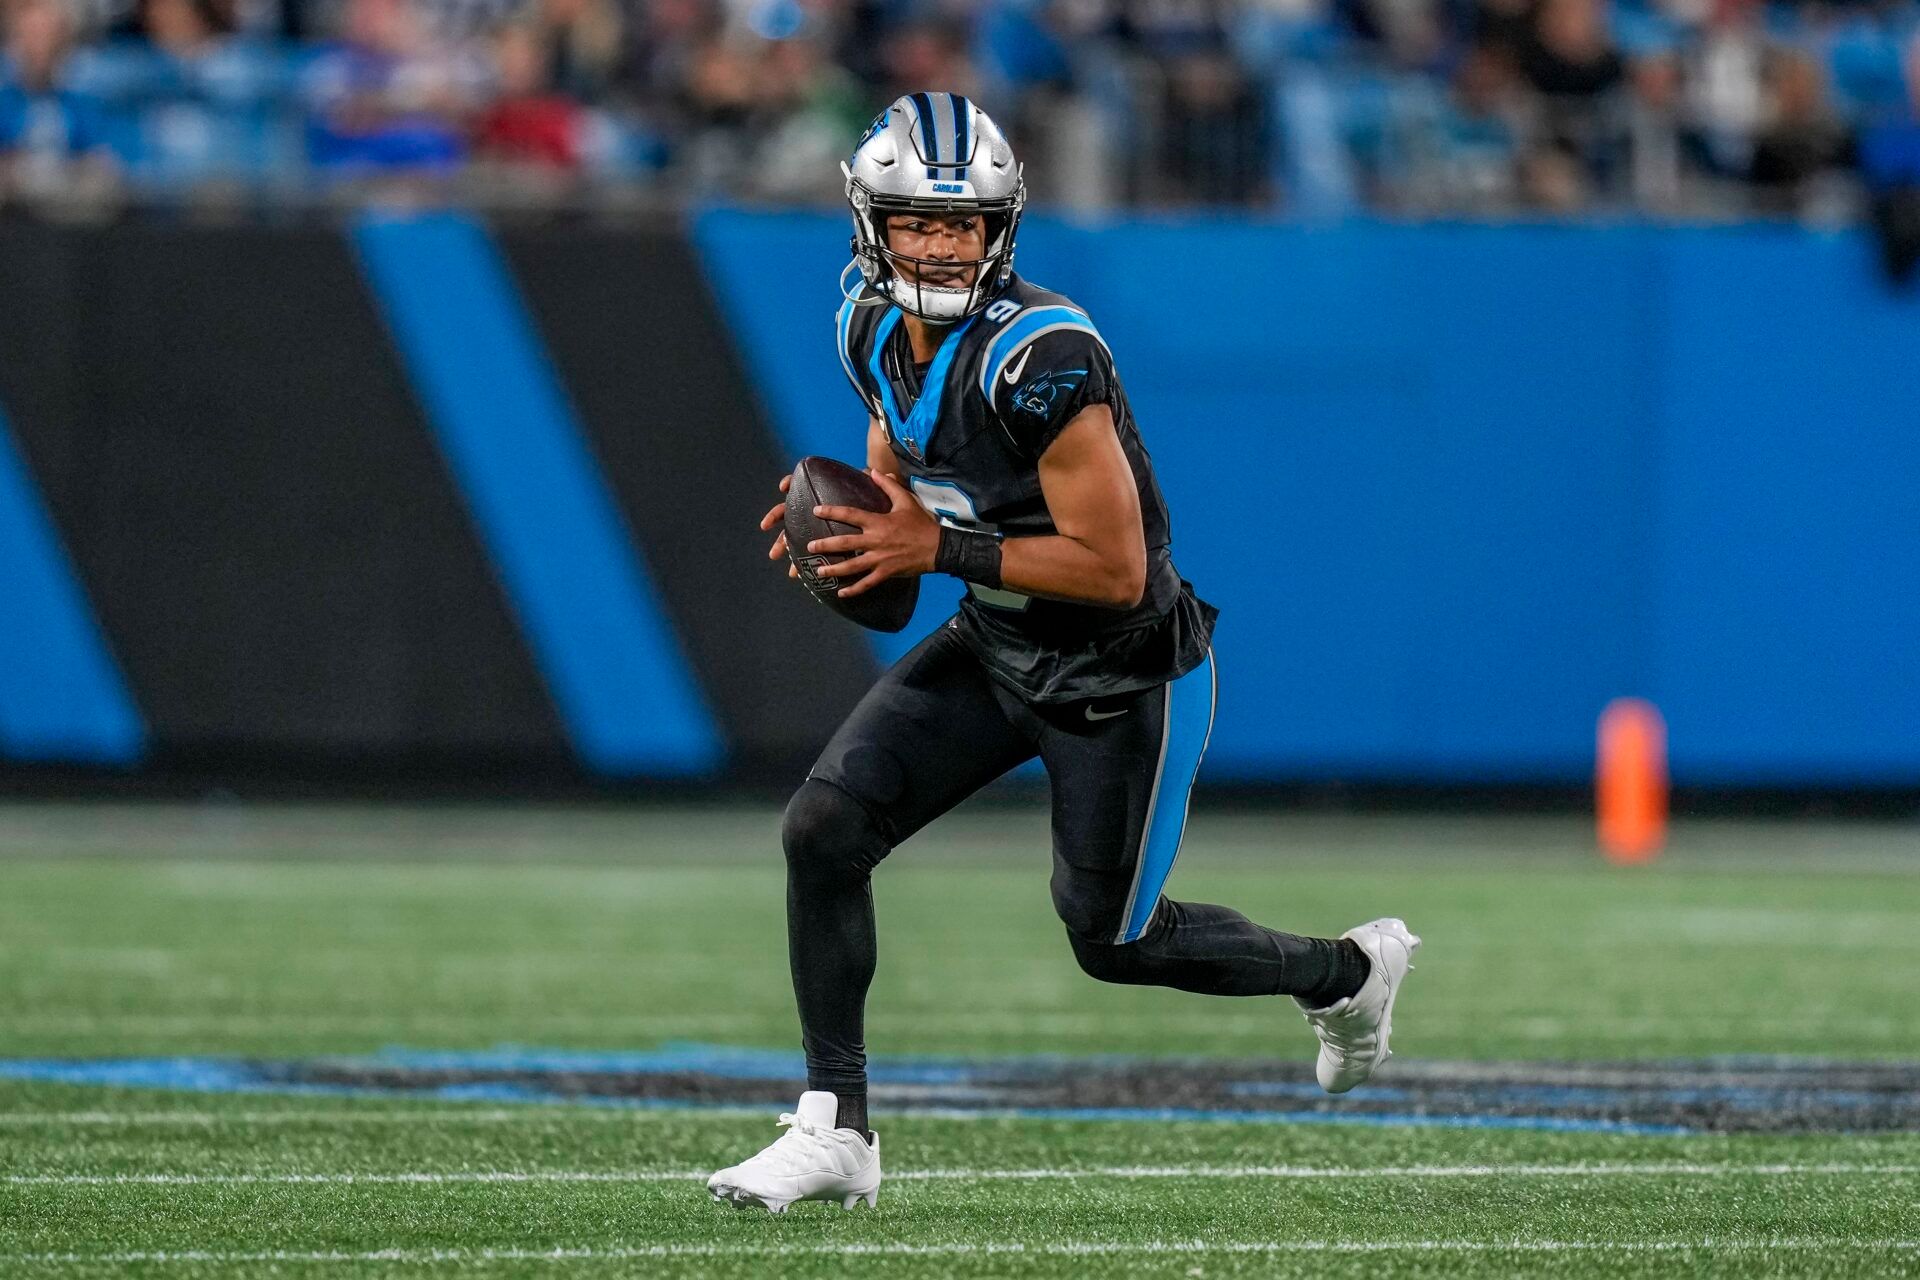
{"left": 808, "top": 469, "right": 938, "bottom": 598}
{"left": 761, "top": 474, "right": 797, "bottom": 579}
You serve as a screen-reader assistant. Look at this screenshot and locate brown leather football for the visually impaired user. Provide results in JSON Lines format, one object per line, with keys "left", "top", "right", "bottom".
{"left": 785, "top": 456, "right": 920, "bottom": 633}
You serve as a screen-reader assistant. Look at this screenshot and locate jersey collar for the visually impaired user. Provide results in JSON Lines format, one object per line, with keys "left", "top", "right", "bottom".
{"left": 870, "top": 306, "right": 976, "bottom": 462}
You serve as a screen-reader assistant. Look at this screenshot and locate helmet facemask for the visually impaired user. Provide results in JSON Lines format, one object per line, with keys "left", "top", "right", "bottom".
{"left": 844, "top": 166, "right": 1025, "bottom": 322}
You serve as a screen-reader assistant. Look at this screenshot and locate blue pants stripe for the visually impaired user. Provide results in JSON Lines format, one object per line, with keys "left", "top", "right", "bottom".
{"left": 350, "top": 212, "right": 723, "bottom": 777}
{"left": 1119, "top": 650, "right": 1217, "bottom": 942}
{"left": 0, "top": 406, "right": 145, "bottom": 765}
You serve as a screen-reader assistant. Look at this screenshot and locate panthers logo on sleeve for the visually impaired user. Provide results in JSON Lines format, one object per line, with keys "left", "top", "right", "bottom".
{"left": 979, "top": 304, "right": 1115, "bottom": 456}
{"left": 1010, "top": 369, "right": 1089, "bottom": 420}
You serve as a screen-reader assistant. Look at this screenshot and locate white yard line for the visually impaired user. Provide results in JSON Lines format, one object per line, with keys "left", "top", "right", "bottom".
{"left": 2, "top": 1239, "right": 1916, "bottom": 1265}
{"left": 7, "top": 1163, "right": 1918, "bottom": 1186}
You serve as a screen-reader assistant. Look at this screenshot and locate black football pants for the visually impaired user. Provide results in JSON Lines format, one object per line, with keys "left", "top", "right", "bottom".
{"left": 785, "top": 621, "right": 1364, "bottom": 1097}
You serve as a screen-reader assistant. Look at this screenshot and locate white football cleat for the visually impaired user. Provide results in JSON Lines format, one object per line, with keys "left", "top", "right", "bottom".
{"left": 706, "top": 1090, "right": 881, "bottom": 1213}
{"left": 1296, "top": 917, "right": 1421, "bottom": 1094}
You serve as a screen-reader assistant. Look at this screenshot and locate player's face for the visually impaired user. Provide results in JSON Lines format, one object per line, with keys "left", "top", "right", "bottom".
{"left": 884, "top": 214, "right": 987, "bottom": 289}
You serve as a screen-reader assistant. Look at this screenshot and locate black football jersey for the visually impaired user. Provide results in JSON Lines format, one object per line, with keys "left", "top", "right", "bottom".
{"left": 836, "top": 273, "right": 1216, "bottom": 703}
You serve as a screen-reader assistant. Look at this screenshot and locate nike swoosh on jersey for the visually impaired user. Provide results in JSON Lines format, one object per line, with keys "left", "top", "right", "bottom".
{"left": 1001, "top": 345, "right": 1034, "bottom": 385}
{"left": 1084, "top": 704, "right": 1128, "bottom": 721}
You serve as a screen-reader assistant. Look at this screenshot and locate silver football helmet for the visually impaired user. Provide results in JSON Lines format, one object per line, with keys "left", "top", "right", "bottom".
{"left": 842, "top": 93, "right": 1026, "bottom": 322}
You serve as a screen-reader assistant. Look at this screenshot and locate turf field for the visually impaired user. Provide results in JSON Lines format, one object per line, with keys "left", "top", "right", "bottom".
{"left": 1, "top": 802, "right": 1917, "bottom": 1277}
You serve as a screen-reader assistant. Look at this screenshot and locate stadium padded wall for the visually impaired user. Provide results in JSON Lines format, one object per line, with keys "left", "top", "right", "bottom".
{"left": 490, "top": 221, "right": 878, "bottom": 772}
{"left": 0, "top": 212, "right": 1914, "bottom": 790}
{"left": 695, "top": 211, "right": 1920, "bottom": 789}
{"left": 0, "top": 220, "right": 573, "bottom": 780}
{"left": 350, "top": 213, "right": 723, "bottom": 777}
{"left": 0, "top": 215, "right": 872, "bottom": 786}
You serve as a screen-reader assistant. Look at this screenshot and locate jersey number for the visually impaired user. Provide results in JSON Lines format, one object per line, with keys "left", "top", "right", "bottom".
{"left": 909, "top": 478, "right": 1031, "bottom": 611}
{"left": 983, "top": 299, "right": 1020, "bottom": 324}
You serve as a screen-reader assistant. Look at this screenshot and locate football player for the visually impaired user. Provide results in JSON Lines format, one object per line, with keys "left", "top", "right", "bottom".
{"left": 709, "top": 94, "right": 1419, "bottom": 1214}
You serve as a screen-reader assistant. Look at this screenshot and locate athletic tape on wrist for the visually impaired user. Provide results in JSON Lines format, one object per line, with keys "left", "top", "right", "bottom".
{"left": 935, "top": 524, "right": 1004, "bottom": 590}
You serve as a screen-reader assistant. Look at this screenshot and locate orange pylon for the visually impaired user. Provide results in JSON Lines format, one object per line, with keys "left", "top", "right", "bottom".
{"left": 1596, "top": 698, "right": 1668, "bottom": 863}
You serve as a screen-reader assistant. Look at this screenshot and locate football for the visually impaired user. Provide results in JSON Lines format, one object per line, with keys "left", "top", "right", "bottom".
{"left": 785, "top": 456, "right": 920, "bottom": 633}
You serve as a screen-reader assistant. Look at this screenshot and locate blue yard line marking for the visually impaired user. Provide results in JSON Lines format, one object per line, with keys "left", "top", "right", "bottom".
{"left": 12, "top": 1044, "right": 1910, "bottom": 1138}
{"left": 0, "top": 1049, "right": 1702, "bottom": 1136}
{"left": 0, "top": 406, "right": 145, "bottom": 765}
{"left": 371, "top": 1044, "right": 1014, "bottom": 1087}
{"left": 0, "top": 1058, "right": 264, "bottom": 1091}
{"left": 1230, "top": 1081, "right": 1415, "bottom": 1102}
{"left": 1422, "top": 1083, "right": 1890, "bottom": 1111}
{"left": 0, "top": 1057, "right": 1692, "bottom": 1134}
{"left": 350, "top": 212, "right": 723, "bottom": 777}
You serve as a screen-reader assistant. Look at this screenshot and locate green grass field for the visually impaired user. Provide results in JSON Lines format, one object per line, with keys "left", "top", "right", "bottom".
{"left": 2, "top": 802, "right": 1917, "bottom": 1277}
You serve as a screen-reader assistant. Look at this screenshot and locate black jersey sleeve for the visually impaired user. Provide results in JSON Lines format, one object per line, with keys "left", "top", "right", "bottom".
{"left": 985, "top": 325, "right": 1119, "bottom": 457}
{"left": 836, "top": 291, "right": 882, "bottom": 418}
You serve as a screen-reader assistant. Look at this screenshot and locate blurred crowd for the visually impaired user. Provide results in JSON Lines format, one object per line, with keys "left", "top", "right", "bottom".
{"left": 3, "top": 0, "right": 1920, "bottom": 224}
